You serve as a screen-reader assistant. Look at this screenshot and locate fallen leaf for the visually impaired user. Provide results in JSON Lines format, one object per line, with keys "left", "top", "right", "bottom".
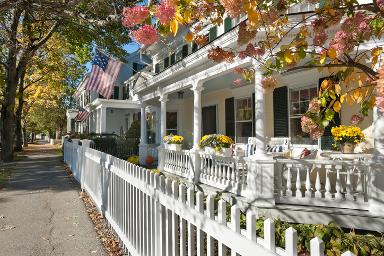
{"left": 0, "top": 225, "right": 15, "bottom": 231}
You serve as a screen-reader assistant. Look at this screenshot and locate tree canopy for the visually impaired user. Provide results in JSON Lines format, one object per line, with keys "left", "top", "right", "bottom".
{"left": 123, "top": 0, "right": 384, "bottom": 139}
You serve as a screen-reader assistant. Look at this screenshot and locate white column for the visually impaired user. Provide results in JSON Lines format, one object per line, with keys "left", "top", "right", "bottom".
{"left": 100, "top": 107, "right": 107, "bottom": 134}
{"left": 140, "top": 103, "right": 147, "bottom": 145}
{"left": 254, "top": 69, "right": 267, "bottom": 155}
{"left": 159, "top": 94, "right": 168, "bottom": 144}
{"left": 191, "top": 82, "right": 204, "bottom": 149}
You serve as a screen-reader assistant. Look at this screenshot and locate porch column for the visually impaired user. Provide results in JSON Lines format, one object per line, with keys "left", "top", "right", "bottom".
{"left": 99, "top": 107, "right": 107, "bottom": 133}
{"left": 245, "top": 66, "right": 275, "bottom": 206}
{"left": 139, "top": 102, "right": 148, "bottom": 165}
{"left": 191, "top": 81, "right": 204, "bottom": 149}
{"left": 158, "top": 94, "right": 168, "bottom": 171}
{"left": 189, "top": 81, "right": 204, "bottom": 183}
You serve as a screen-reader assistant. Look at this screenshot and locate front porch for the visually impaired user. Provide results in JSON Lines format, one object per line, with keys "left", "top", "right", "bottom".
{"left": 135, "top": 58, "right": 384, "bottom": 229}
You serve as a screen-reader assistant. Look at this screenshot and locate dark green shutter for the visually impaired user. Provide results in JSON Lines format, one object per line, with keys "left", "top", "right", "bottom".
{"left": 273, "top": 86, "right": 289, "bottom": 137}
{"left": 155, "top": 63, "right": 160, "bottom": 74}
{"left": 319, "top": 77, "right": 341, "bottom": 150}
{"left": 132, "top": 62, "right": 138, "bottom": 75}
{"left": 164, "top": 57, "right": 170, "bottom": 69}
{"left": 170, "top": 53, "right": 176, "bottom": 65}
{"left": 113, "top": 86, "right": 119, "bottom": 99}
{"left": 182, "top": 45, "right": 188, "bottom": 58}
{"left": 224, "top": 17, "right": 232, "bottom": 32}
{"left": 252, "top": 93, "right": 256, "bottom": 137}
{"left": 209, "top": 26, "right": 218, "bottom": 42}
{"left": 192, "top": 43, "right": 198, "bottom": 53}
{"left": 225, "top": 97, "right": 235, "bottom": 140}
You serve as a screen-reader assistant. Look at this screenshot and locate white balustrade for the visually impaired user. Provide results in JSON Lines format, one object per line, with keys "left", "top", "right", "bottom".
{"left": 63, "top": 141, "right": 358, "bottom": 256}
{"left": 275, "top": 159, "right": 370, "bottom": 210}
{"left": 199, "top": 152, "right": 247, "bottom": 195}
{"left": 163, "top": 149, "right": 192, "bottom": 178}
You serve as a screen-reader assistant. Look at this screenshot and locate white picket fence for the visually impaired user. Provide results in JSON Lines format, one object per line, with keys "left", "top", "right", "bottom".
{"left": 63, "top": 140, "right": 356, "bottom": 256}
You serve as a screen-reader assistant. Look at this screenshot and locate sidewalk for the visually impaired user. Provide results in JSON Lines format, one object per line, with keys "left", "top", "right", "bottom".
{"left": 0, "top": 143, "right": 105, "bottom": 256}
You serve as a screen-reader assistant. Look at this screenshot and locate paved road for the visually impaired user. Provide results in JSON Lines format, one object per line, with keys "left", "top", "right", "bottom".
{"left": 0, "top": 143, "right": 105, "bottom": 256}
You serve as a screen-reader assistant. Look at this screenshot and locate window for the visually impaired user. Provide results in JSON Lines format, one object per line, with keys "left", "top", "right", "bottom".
{"left": 166, "top": 112, "right": 178, "bottom": 135}
{"left": 132, "top": 62, "right": 138, "bottom": 75}
{"left": 224, "top": 17, "right": 233, "bottom": 32}
{"left": 235, "top": 98, "right": 253, "bottom": 143}
{"left": 289, "top": 86, "right": 318, "bottom": 144}
{"left": 155, "top": 63, "right": 160, "bottom": 74}
{"left": 146, "top": 112, "right": 156, "bottom": 144}
{"left": 209, "top": 26, "right": 218, "bottom": 42}
{"left": 176, "top": 48, "right": 183, "bottom": 62}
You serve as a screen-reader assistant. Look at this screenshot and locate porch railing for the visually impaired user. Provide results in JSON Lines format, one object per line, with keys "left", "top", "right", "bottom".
{"left": 274, "top": 159, "right": 370, "bottom": 210}
{"left": 163, "top": 149, "right": 192, "bottom": 179}
{"left": 199, "top": 152, "right": 247, "bottom": 195}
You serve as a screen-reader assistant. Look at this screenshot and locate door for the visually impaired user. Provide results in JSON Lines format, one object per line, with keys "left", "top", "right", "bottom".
{"left": 202, "top": 105, "right": 217, "bottom": 135}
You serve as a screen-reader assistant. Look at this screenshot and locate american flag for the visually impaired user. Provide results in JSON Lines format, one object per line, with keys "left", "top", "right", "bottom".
{"left": 75, "top": 108, "right": 90, "bottom": 122}
{"left": 85, "top": 49, "right": 122, "bottom": 99}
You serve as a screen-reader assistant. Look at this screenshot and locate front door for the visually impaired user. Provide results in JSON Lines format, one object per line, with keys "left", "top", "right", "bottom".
{"left": 202, "top": 105, "right": 217, "bottom": 136}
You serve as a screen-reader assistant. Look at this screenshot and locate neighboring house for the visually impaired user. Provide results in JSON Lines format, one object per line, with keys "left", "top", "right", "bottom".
{"left": 125, "top": 5, "right": 384, "bottom": 230}
{"left": 66, "top": 51, "right": 151, "bottom": 135}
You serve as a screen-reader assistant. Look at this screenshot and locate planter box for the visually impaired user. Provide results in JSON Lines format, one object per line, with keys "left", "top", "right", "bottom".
{"left": 166, "top": 144, "right": 182, "bottom": 151}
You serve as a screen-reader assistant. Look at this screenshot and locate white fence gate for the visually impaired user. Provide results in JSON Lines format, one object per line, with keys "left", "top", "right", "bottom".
{"left": 63, "top": 140, "right": 356, "bottom": 256}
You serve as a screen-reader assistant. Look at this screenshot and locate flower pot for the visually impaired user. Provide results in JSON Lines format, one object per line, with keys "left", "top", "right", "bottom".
{"left": 220, "top": 147, "right": 232, "bottom": 157}
{"left": 204, "top": 146, "right": 216, "bottom": 155}
{"left": 168, "top": 144, "right": 182, "bottom": 151}
{"left": 341, "top": 143, "right": 356, "bottom": 153}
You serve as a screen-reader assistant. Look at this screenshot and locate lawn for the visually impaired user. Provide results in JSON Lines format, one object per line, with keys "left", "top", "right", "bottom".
{"left": 0, "top": 167, "right": 12, "bottom": 189}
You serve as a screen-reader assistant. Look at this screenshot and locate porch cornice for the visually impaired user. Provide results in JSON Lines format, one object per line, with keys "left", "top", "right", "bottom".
{"left": 141, "top": 58, "right": 253, "bottom": 102}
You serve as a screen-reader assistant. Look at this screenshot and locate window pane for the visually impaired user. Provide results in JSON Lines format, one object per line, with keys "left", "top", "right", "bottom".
{"left": 166, "top": 112, "right": 177, "bottom": 130}
{"left": 300, "top": 89, "right": 309, "bottom": 101}
{"left": 291, "top": 102, "right": 300, "bottom": 115}
{"left": 236, "top": 122, "right": 253, "bottom": 143}
{"left": 290, "top": 118, "right": 317, "bottom": 145}
{"left": 310, "top": 87, "right": 317, "bottom": 98}
{"left": 300, "top": 101, "right": 309, "bottom": 114}
{"left": 166, "top": 129, "right": 178, "bottom": 135}
{"left": 291, "top": 90, "right": 299, "bottom": 101}
{"left": 236, "top": 98, "right": 252, "bottom": 121}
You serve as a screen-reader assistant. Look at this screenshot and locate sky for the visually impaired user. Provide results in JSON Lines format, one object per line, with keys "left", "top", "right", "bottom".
{"left": 85, "top": 42, "right": 140, "bottom": 72}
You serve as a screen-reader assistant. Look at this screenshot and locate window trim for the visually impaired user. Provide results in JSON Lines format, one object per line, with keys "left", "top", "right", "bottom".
{"left": 288, "top": 85, "right": 320, "bottom": 147}
{"left": 234, "top": 96, "right": 253, "bottom": 143}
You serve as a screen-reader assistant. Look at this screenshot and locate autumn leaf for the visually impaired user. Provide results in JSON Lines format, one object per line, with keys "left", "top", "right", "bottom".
{"left": 170, "top": 19, "right": 178, "bottom": 36}
{"left": 340, "top": 93, "right": 347, "bottom": 103}
{"left": 321, "top": 79, "right": 329, "bottom": 90}
{"left": 184, "top": 32, "right": 193, "bottom": 42}
{"left": 333, "top": 101, "right": 341, "bottom": 112}
{"left": 328, "top": 49, "right": 337, "bottom": 59}
{"left": 319, "top": 51, "right": 326, "bottom": 64}
{"left": 284, "top": 50, "right": 294, "bottom": 64}
{"left": 335, "top": 83, "right": 341, "bottom": 95}
{"left": 353, "top": 89, "right": 360, "bottom": 100}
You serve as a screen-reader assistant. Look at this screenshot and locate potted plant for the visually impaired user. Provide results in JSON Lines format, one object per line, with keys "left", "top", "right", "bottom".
{"left": 199, "top": 134, "right": 234, "bottom": 157}
{"left": 331, "top": 125, "right": 365, "bottom": 153}
{"left": 163, "top": 134, "right": 184, "bottom": 151}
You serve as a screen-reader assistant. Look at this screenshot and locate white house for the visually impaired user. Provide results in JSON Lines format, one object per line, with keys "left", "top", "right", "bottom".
{"left": 67, "top": 51, "right": 151, "bottom": 135}
{"left": 125, "top": 7, "right": 384, "bottom": 230}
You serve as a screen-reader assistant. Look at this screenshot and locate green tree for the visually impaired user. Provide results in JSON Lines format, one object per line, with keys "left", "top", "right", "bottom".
{"left": 0, "top": 0, "right": 137, "bottom": 161}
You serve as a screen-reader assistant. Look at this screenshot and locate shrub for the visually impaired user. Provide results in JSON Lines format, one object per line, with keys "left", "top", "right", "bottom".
{"left": 127, "top": 155, "right": 139, "bottom": 165}
{"left": 199, "top": 134, "right": 234, "bottom": 150}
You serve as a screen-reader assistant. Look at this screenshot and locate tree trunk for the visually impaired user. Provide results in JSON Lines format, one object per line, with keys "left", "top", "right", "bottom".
{"left": 15, "top": 69, "right": 26, "bottom": 152}
{"left": 23, "top": 125, "right": 28, "bottom": 147}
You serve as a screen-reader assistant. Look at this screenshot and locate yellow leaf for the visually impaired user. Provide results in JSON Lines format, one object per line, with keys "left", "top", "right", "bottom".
{"left": 340, "top": 93, "right": 347, "bottom": 103}
{"left": 329, "top": 90, "right": 336, "bottom": 100}
{"left": 284, "top": 51, "right": 293, "bottom": 64}
{"left": 321, "top": 79, "right": 329, "bottom": 90}
{"left": 372, "top": 56, "right": 378, "bottom": 67}
{"left": 175, "top": 12, "right": 184, "bottom": 24}
{"left": 372, "top": 47, "right": 382, "bottom": 57}
{"left": 184, "top": 32, "right": 193, "bottom": 42}
{"left": 184, "top": 10, "right": 191, "bottom": 24}
{"left": 346, "top": 94, "right": 354, "bottom": 106}
{"left": 328, "top": 49, "right": 337, "bottom": 59}
{"left": 319, "top": 51, "right": 326, "bottom": 64}
{"left": 369, "top": 96, "right": 376, "bottom": 107}
{"left": 353, "top": 89, "right": 360, "bottom": 100}
{"left": 333, "top": 101, "right": 341, "bottom": 112}
{"left": 335, "top": 83, "right": 341, "bottom": 95}
{"left": 170, "top": 19, "right": 178, "bottom": 36}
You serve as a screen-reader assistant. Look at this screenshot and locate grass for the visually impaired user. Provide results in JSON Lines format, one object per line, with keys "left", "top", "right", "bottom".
{"left": 14, "top": 154, "right": 28, "bottom": 161}
{"left": 0, "top": 167, "right": 12, "bottom": 189}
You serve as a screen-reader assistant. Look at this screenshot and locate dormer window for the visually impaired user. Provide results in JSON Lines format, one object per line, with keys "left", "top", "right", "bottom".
{"left": 164, "top": 57, "right": 170, "bottom": 69}
{"left": 209, "top": 26, "right": 217, "bottom": 42}
{"left": 224, "top": 17, "right": 232, "bottom": 32}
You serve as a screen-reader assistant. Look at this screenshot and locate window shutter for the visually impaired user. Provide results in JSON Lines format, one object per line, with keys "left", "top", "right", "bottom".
{"left": 182, "top": 45, "right": 189, "bottom": 58}
{"left": 273, "top": 86, "right": 289, "bottom": 137}
{"left": 192, "top": 43, "right": 198, "bottom": 53}
{"left": 319, "top": 77, "right": 341, "bottom": 150}
{"left": 164, "top": 57, "right": 170, "bottom": 69}
{"left": 225, "top": 97, "right": 235, "bottom": 139}
{"left": 209, "top": 26, "right": 218, "bottom": 42}
{"left": 252, "top": 93, "right": 256, "bottom": 137}
{"left": 113, "top": 86, "right": 119, "bottom": 99}
{"left": 170, "top": 53, "right": 176, "bottom": 65}
{"left": 155, "top": 63, "right": 160, "bottom": 74}
{"left": 224, "top": 17, "right": 232, "bottom": 32}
